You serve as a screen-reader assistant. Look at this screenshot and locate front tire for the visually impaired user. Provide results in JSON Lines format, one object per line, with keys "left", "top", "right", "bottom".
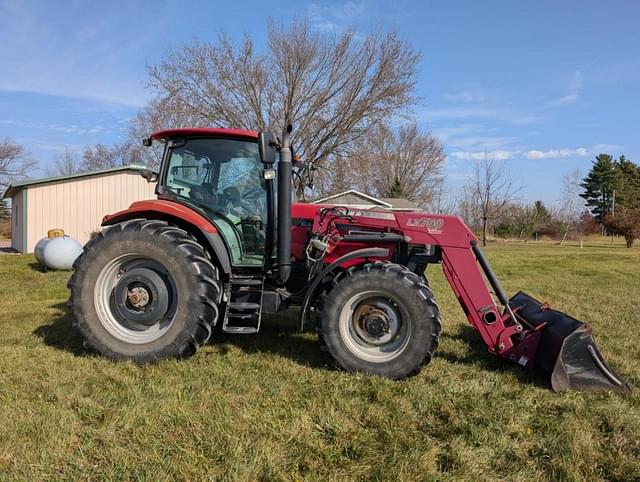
{"left": 68, "top": 219, "right": 221, "bottom": 362}
{"left": 318, "top": 262, "right": 441, "bottom": 379}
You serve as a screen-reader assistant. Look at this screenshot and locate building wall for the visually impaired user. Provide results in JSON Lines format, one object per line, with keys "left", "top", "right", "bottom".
{"left": 11, "top": 190, "right": 25, "bottom": 252}
{"left": 24, "top": 171, "right": 156, "bottom": 252}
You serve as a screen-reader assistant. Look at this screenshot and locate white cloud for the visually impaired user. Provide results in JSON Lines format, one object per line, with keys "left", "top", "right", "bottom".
{"left": 448, "top": 135, "right": 519, "bottom": 150}
{"left": 424, "top": 107, "right": 541, "bottom": 125}
{"left": 450, "top": 146, "right": 592, "bottom": 162}
{"left": 0, "top": 1, "right": 154, "bottom": 107}
{"left": 593, "top": 143, "right": 623, "bottom": 152}
{"left": 525, "top": 148, "right": 588, "bottom": 160}
{"left": 545, "top": 70, "right": 582, "bottom": 107}
{"left": 307, "top": 1, "right": 367, "bottom": 32}
{"left": 1, "top": 118, "right": 116, "bottom": 136}
{"left": 451, "top": 150, "right": 515, "bottom": 161}
{"left": 442, "top": 91, "right": 487, "bottom": 103}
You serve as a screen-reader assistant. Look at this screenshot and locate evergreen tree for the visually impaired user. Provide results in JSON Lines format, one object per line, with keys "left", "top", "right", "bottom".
{"left": 580, "top": 154, "right": 618, "bottom": 223}
{"left": 614, "top": 156, "right": 640, "bottom": 209}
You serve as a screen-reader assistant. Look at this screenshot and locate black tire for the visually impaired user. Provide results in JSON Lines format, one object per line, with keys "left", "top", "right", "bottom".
{"left": 68, "top": 219, "right": 221, "bottom": 362}
{"left": 318, "top": 262, "right": 441, "bottom": 379}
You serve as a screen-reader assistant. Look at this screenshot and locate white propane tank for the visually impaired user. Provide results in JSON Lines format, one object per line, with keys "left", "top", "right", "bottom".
{"left": 34, "top": 229, "right": 83, "bottom": 270}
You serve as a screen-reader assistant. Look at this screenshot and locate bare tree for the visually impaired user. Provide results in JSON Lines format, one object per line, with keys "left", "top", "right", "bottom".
{"left": 46, "top": 148, "right": 82, "bottom": 177}
{"left": 343, "top": 123, "right": 445, "bottom": 205}
{"left": 0, "top": 138, "right": 36, "bottom": 195}
{"left": 136, "top": 19, "right": 420, "bottom": 184}
{"left": 465, "top": 158, "right": 521, "bottom": 246}
{"left": 82, "top": 142, "right": 143, "bottom": 171}
{"left": 427, "top": 182, "right": 457, "bottom": 214}
{"left": 457, "top": 184, "right": 482, "bottom": 231}
{"left": 46, "top": 142, "right": 146, "bottom": 177}
{"left": 82, "top": 144, "right": 120, "bottom": 171}
{"left": 558, "top": 168, "right": 583, "bottom": 244}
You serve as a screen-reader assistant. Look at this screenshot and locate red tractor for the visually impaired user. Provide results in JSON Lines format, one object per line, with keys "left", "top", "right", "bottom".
{"left": 69, "top": 127, "right": 629, "bottom": 393}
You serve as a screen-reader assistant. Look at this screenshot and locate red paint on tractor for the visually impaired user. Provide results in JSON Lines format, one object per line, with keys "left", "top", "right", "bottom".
{"left": 102, "top": 199, "right": 218, "bottom": 234}
{"left": 151, "top": 127, "right": 259, "bottom": 141}
{"left": 302, "top": 204, "right": 629, "bottom": 391}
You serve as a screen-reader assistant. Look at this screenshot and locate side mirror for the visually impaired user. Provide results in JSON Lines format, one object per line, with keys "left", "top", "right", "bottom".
{"left": 258, "top": 131, "right": 278, "bottom": 164}
{"left": 139, "top": 168, "right": 158, "bottom": 183}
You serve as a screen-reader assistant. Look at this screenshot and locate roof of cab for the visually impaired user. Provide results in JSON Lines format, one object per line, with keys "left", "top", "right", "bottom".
{"left": 150, "top": 128, "right": 259, "bottom": 141}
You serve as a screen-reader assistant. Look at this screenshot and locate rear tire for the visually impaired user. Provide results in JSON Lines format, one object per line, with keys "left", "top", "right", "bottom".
{"left": 68, "top": 219, "right": 221, "bottom": 362}
{"left": 318, "top": 262, "right": 441, "bottom": 379}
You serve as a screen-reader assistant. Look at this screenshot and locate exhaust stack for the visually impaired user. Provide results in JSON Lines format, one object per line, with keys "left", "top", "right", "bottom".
{"left": 276, "top": 125, "right": 293, "bottom": 285}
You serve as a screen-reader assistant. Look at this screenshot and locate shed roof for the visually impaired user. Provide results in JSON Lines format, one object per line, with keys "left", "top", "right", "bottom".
{"left": 312, "top": 190, "right": 418, "bottom": 210}
{"left": 379, "top": 198, "right": 418, "bottom": 210}
{"left": 3, "top": 165, "right": 156, "bottom": 199}
{"left": 312, "top": 190, "right": 392, "bottom": 207}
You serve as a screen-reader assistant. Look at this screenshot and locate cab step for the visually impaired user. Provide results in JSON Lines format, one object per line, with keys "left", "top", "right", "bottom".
{"left": 223, "top": 276, "right": 264, "bottom": 334}
{"left": 228, "top": 302, "right": 261, "bottom": 311}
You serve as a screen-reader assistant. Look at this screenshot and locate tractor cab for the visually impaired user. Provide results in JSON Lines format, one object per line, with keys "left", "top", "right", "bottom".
{"left": 156, "top": 133, "right": 269, "bottom": 267}
{"left": 144, "top": 128, "right": 291, "bottom": 283}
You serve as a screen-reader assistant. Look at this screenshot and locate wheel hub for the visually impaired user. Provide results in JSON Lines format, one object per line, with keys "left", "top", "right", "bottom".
{"left": 111, "top": 267, "right": 170, "bottom": 327}
{"left": 361, "top": 309, "right": 390, "bottom": 338}
{"left": 127, "top": 286, "right": 150, "bottom": 308}
{"left": 353, "top": 301, "right": 399, "bottom": 346}
{"left": 339, "top": 292, "right": 410, "bottom": 362}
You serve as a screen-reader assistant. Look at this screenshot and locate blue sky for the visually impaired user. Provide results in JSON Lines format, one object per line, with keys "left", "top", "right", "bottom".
{"left": 1, "top": 0, "right": 638, "bottom": 203}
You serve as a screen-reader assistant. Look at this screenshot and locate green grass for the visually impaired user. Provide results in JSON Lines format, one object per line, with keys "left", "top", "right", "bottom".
{"left": 1, "top": 241, "right": 639, "bottom": 481}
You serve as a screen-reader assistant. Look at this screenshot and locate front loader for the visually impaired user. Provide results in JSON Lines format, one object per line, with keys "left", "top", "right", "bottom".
{"left": 68, "top": 127, "right": 630, "bottom": 393}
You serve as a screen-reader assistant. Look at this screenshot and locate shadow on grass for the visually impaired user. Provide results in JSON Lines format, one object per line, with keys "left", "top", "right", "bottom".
{"left": 32, "top": 304, "right": 551, "bottom": 388}
{"left": 437, "top": 324, "right": 551, "bottom": 390}
{"left": 28, "top": 262, "right": 47, "bottom": 272}
{"left": 33, "top": 302, "right": 85, "bottom": 355}
{"left": 211, "top": 313, "right": 333, "bottom": 371}
{"left": 33, "top": 303, "right": 332, "bottom": 370}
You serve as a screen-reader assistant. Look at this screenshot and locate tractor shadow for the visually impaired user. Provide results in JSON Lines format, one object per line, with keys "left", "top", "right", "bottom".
{"left": 33, "top": 305, "right": 550, "bottom": 388}
{"left": 212, "top": 312, "right": 333, "bottom": 371}
{"left": 437, "top": 324, "right": 550, "bottom": 389}
{"left": 33, "top": 302, "right": 85, "bottom": 355}
{"left": 33, "top": 304, "right": 333, "bottom": 370}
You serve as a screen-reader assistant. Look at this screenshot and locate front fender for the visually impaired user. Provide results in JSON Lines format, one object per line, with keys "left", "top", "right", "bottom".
{"left": 299, "top": 247, "right": 389, "bottom": 330}
{"left": 102, "top": 199, "right": 232, "bottom": 275}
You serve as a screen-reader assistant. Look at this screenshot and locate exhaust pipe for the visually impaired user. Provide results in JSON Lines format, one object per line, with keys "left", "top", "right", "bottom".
{"left": 276, "top": 125, "right": 293, "bottom": 285}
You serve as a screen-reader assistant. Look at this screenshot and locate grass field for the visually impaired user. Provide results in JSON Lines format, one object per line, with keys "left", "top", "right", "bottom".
{"left": 1, "top": 240, "right": 639, "bottom": 481}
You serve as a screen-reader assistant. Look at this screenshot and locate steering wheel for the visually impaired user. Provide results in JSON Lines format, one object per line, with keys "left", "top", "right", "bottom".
{"left": 239, "top": 187, "right": 264, "bottom": 211}
{"left": 221, "top": 186, "right": 263, "bottom": 214}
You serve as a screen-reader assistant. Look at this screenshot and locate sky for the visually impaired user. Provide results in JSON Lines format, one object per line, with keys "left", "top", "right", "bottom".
{"left": 0, "top": 0, "right": 639, "bottom": 204}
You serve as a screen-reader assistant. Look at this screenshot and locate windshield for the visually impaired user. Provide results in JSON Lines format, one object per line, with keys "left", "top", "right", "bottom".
{"left": 163, "top": 137, "right": 266, "bottom": 266}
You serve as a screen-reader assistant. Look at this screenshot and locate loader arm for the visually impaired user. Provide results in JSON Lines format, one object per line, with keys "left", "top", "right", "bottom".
{"left": 314, "top": 208, "right": 629, "bottom": 392}
{"left": 390, "top": 213, "right": 530, "bottom": 359}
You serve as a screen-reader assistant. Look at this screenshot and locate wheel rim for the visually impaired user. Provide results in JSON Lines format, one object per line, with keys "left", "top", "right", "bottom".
{"left": 338, "top": 291, "right": 411, "bottom": 363}
{"left": 94, "top": 253, "right": 177, "bottom": 344}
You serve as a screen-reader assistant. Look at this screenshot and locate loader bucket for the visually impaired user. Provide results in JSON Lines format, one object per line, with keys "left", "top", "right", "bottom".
{"left": 509, "top": 292, "right": 631, "bottom": 394}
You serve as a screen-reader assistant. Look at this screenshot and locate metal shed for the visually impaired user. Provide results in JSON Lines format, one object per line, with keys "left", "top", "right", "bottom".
{"left": 312, "top": 189, "right": 419, "bottom": 211}
{"left": 3, "top": 165, "right": 156, "bottom": 253}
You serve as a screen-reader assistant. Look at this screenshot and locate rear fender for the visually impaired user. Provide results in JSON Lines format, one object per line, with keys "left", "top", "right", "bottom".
{"left": 102, "top": 200, "right": 232, "bottom": 276}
